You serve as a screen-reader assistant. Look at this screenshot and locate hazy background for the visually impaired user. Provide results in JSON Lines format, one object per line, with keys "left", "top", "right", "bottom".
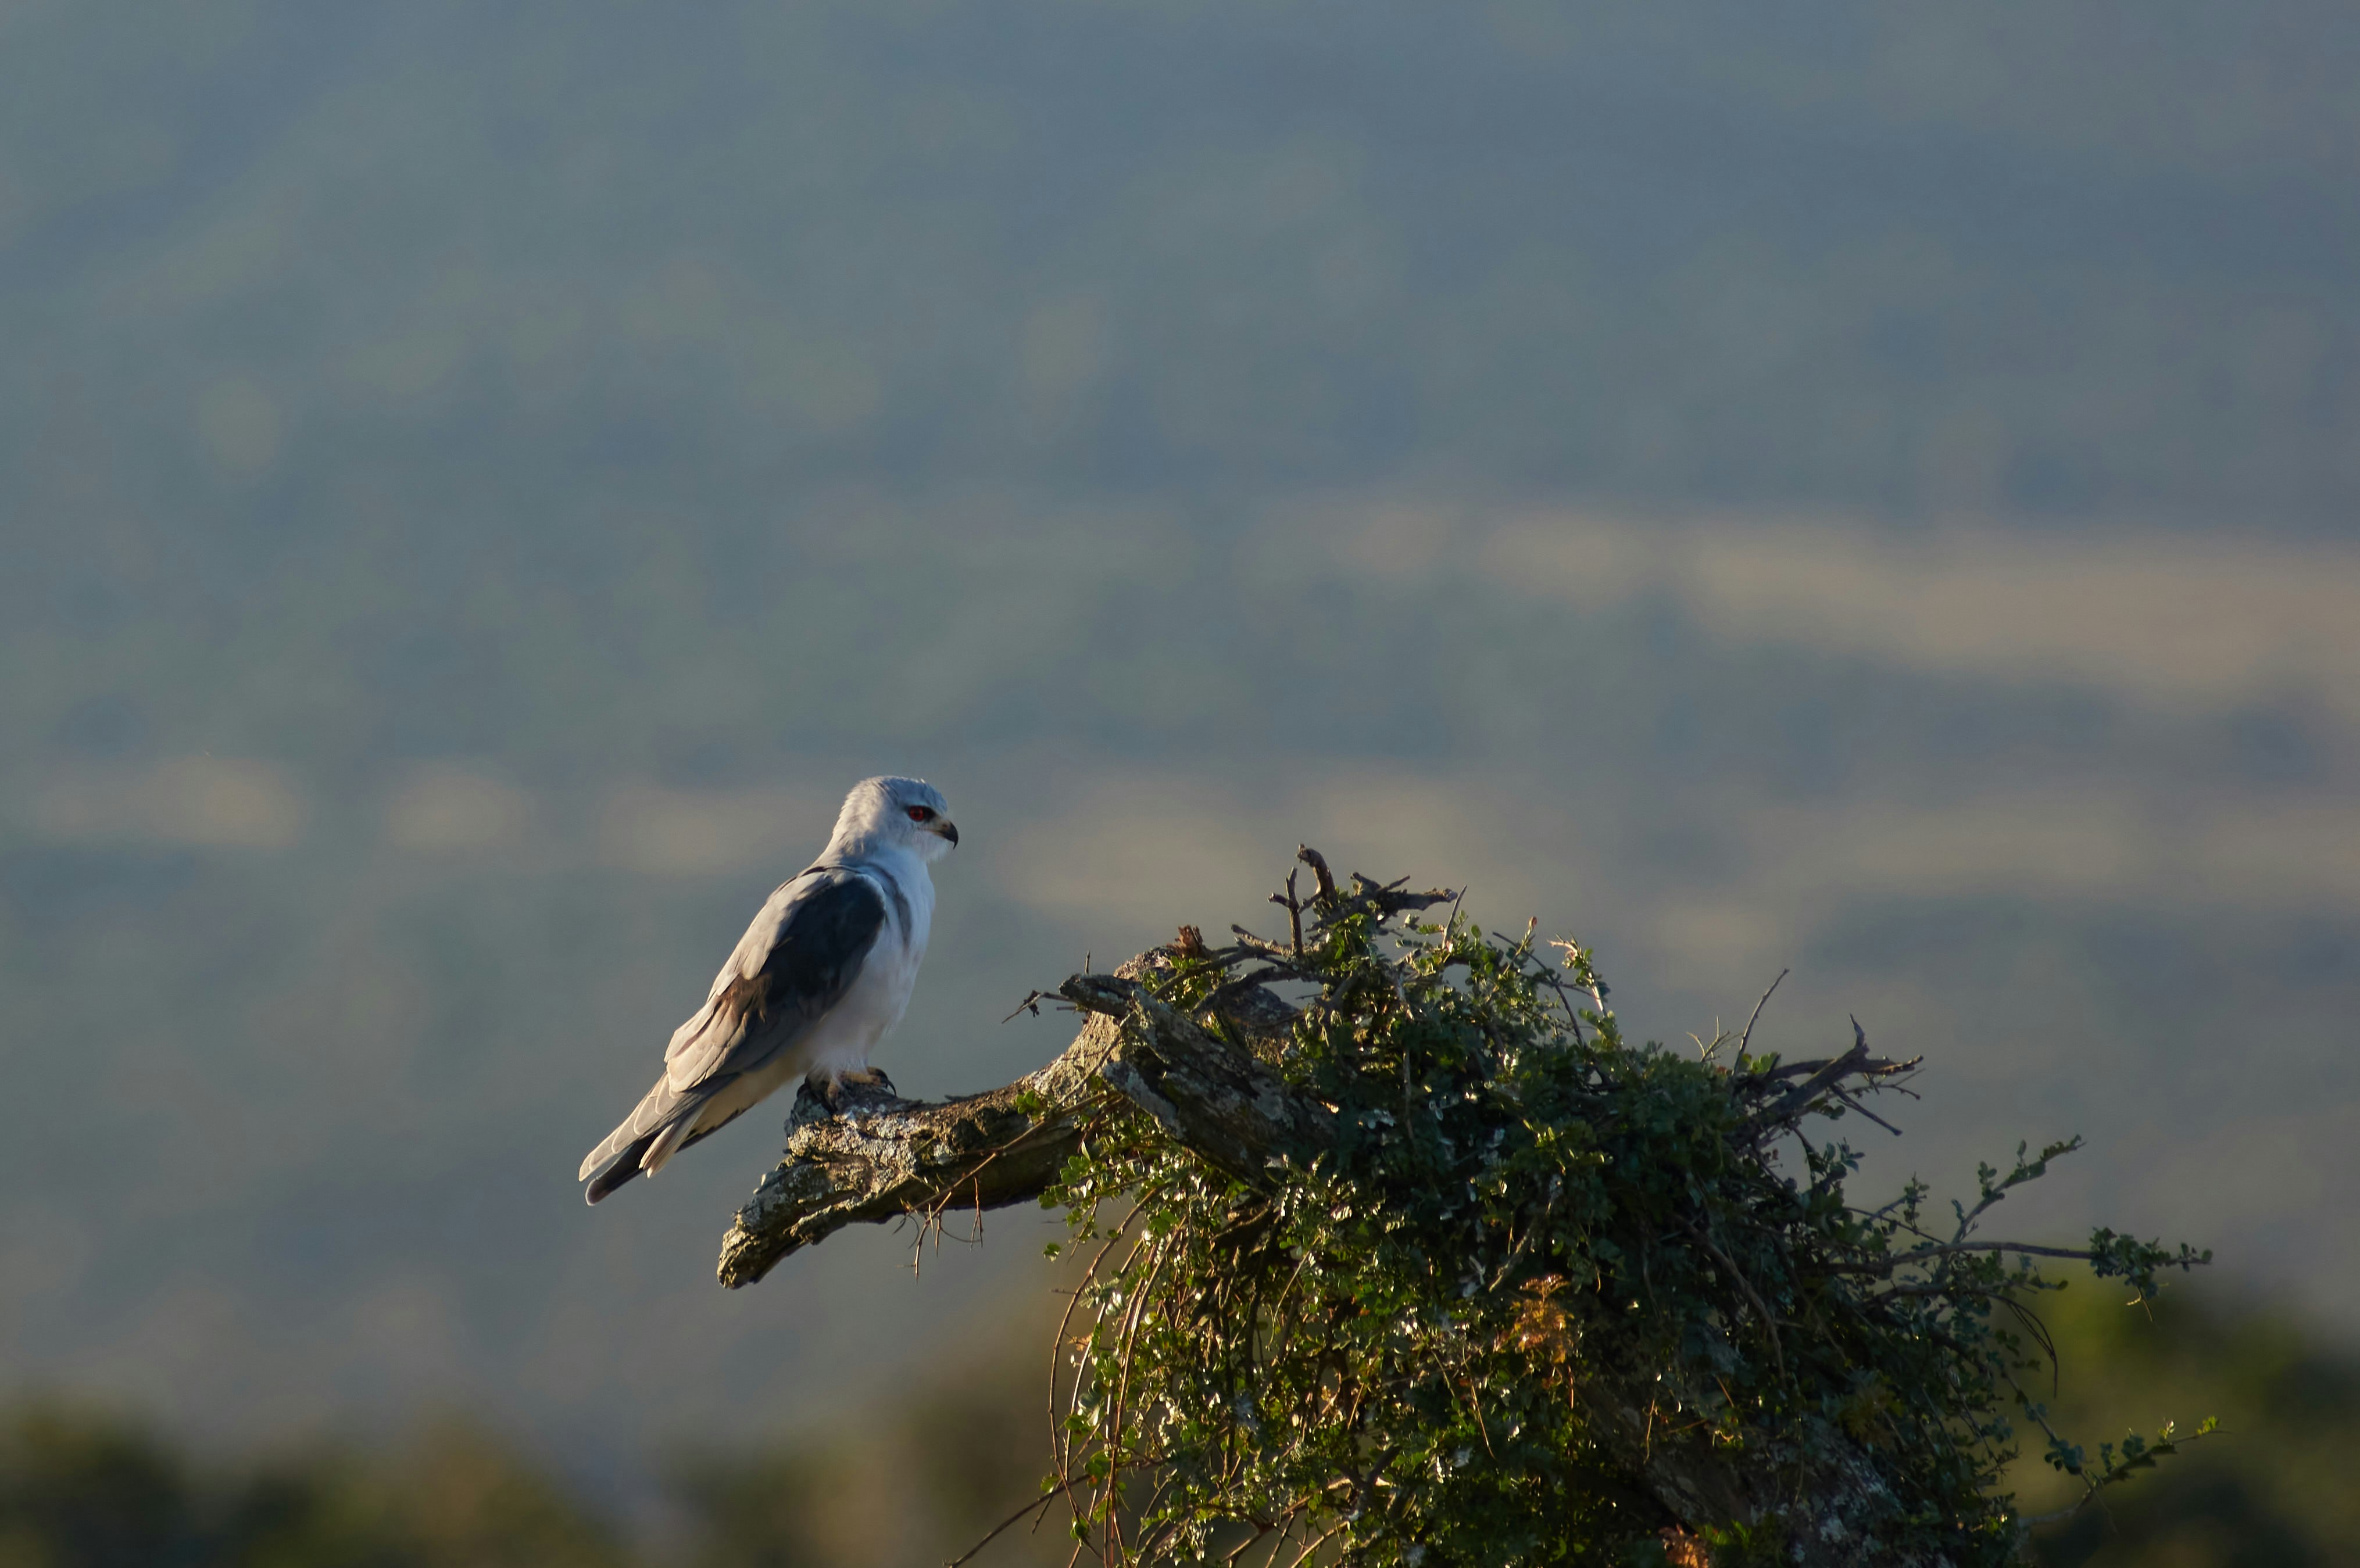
{"left": 4, "top": 0, "right": 2358, "bottom": 1557}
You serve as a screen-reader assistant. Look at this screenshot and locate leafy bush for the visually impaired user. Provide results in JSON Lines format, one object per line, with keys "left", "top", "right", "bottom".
{"left": 1038, "top": 858, "right": 2208, "bottom": 1566}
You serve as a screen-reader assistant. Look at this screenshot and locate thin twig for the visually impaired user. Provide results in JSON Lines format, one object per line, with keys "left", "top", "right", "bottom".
{"left": 1225, "top": 1524, "right": 1276, "bottom": 1567}
{"left": 1258, "top": 1507, "right": 1308, "bottom": 1568}
{"left": 1736, "top": 968, "right": 1789, "bottom": 1058}
{"left": 1050, "top": 1199, "right": 1158, "bottom": 1528}
{"left": 1003, "top": 987, "right": 1066, "bottom": 1024}
{"left": 1102, "top": 1232, "right": 1177, "bottom": 1543}
{"left": 1271, "top": 867, "right": 1305, "bottom": 956}
{"left": 945, "top": 1492, "right": 1057, "bottom": 1568}
{"left": 1830, "top": 1240, "right": 2114, "bottom": 1274}
{"left": 1829, "top": 1089, "right": 1907, "bottom": 1138}
{"left": 1284, "top": 1523, "right": 1347, "bottom": 1567}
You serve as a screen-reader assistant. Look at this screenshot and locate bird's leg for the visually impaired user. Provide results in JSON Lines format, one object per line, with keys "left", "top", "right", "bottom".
{"left": 801, "top": 1067, "right": 903, "bottom": 1123}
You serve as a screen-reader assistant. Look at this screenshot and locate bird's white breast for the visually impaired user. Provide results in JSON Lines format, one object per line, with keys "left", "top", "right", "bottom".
{"left": 793, "top": 849, "right": 932, "bottom": 1083}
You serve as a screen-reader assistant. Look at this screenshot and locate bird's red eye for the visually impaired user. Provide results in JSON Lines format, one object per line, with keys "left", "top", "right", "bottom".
{"left": 907, "top": 806, "right": 932, "bottom": 821}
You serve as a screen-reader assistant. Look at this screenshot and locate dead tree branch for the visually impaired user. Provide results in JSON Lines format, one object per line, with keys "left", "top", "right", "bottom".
{"left": 717, "top": 965, "right": 1325, "bottom": 1288}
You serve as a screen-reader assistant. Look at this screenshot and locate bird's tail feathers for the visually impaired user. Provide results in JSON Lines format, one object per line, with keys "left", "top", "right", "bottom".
{"left": 580, "top": 1079, "right": 710, "bottom": 1204}
{"left": 638, "top": 1111, "right": 703, "bottom": 1177}
{"left": 584, "top": 1133, "right": 657, "bottom": 1204}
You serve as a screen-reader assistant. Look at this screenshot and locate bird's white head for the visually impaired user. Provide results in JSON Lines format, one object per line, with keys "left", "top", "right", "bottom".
{"left": 830, "top": 775, "right": 959, "bottom": 864}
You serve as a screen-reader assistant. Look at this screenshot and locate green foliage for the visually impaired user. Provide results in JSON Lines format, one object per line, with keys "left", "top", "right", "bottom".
{"left": 1040, "top": 876, "right": 2209, "bottom": 1565}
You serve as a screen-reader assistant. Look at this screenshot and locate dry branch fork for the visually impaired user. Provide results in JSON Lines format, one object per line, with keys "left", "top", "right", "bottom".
{"left": 716, "top": 965, "right": 1332, "bottom": 1288}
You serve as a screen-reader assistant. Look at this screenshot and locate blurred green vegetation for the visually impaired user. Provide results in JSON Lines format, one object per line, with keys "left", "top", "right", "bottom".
{"left": 0, "top": 1408, "right": 631, "bottom": 1568}
{"left": 4, "top": 1284, "right": 2352, "bottom": 1566}
{"left": 0, "top": 1303, "right": 1074, "bottom": 1568}
{"left": 2018, "top": 1281, "right": 2360, "bottom": 1567}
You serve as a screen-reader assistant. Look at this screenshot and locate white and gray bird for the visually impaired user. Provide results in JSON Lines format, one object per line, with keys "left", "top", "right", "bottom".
{"left": 578, "top": 775, "right": 958, "bottom": 1204}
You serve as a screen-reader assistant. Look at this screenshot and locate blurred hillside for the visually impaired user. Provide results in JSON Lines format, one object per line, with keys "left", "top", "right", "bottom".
{"left": 2, "top": 0, "right": 2357, "bottom": 1511}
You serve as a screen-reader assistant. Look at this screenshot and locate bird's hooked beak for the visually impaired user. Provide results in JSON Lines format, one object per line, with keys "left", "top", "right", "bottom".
{"left": 931, "top": 819, "right": 960, "bottom": 848}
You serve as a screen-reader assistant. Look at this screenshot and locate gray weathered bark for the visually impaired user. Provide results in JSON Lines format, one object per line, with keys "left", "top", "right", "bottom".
{"left": 717, "top": 969, "right": 1314, "bottom": 1288}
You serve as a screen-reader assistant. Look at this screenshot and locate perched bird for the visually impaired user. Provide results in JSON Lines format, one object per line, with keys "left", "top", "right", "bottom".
{"left": 579, "top": 776, "right": 958, "bottom": 1204}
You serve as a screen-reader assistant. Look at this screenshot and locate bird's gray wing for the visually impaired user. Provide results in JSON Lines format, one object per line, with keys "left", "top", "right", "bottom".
{"left": 662, "top": 865, "right": 889, "bottom": 1091}
{"left": 578, "top": 868, "right": 887, "bottom": 1198}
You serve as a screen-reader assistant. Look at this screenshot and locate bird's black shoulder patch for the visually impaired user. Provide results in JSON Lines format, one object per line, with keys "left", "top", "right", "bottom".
{"left": 758, "top": 868, "right": 890, "bottom": 1021}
